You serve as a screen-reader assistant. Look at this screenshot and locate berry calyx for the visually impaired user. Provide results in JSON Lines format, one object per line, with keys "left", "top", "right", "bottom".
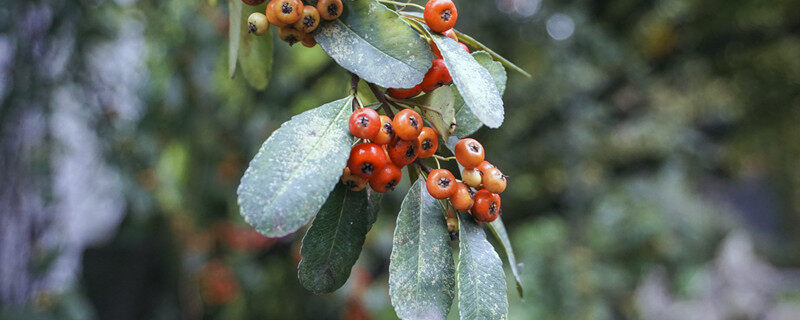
{"left": 417, "top": 127, "right": 439, "bottom": 158}
{"left": 317, "top": 0, "right": 343, "bottom": 21}
{"left": 372, "top": 115, "right": 395, "bottom": 145}
{"left": 248, "top": 13, "right": 270, "bottom": 36}
{"left": 278, "top": 26, "right": 304, "bottom": 45}
{"left": 392, "top": 108, "right": 423, "bottom": 141}
{"left": 387, "top": 85, "right": 423, "bottom": 100}
{"left": 482, "top": 167, "right": 507, "bottom": 194}
{"left": 292, "top": 5, "right": 320, "bottom": 33}
{"left": 471, "top": 189, "right": 500, "bottom": 222}
{"left": 449, "top": 182, "right": 474, "bottom": 211}
{"left": 242, "top": 0, "right": 266, "bottom": 6}
{"left": 387, "top": 138, "right": 420, "bottom": 167}
{"left": 274, "top": 0, "right": 303, "bottom": 24}
{"left": 341, "top": 167, "right": 368, "bottom": 191}
{"left": 369, "top": 163, "right": 402, "bottom": 193}
{"left": 461, "top": 167, "right": 482, "bottom": 188}
{"left": 426, "top": 169, "right": 457, "bottom": 199}
{"left": 348, "top": 143, "right": 388, "bottom": 179}
{"left": 424, "top": 0, "right": 458, "bottom": 33}
{"left": 301, "top": 33, "right": 317, "bottom": 47}
{"left": 454, "top": 138, "right": 485, "bottom": 169}
{"left": 420, "top": 59, "right": 452, "bottom": 93}
{"left": 348, "top": 107, "right": 381, "bottom": 140}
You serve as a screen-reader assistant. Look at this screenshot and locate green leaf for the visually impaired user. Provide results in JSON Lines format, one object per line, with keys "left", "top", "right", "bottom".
{"left": 457, "top": 212, "right": 508, "bottom": 319}
{"left": 486, "top": 217, "right": 523, "bottom": 298}
{"left": 414, "top": 86, "right": 455, "bottom": 141}
{"left": 453, "top": 51, "right": 507, "bottom": 138}
{"left": 313, "top": 0, "right": 434, "bottom": 88}
{"left": 228, "top": 0, "right": 242, "bottom": 78}
{"left": 238, "top": 3, "right": 273, "bottom": 90}
{"left": 297, "top": 184, "right": 382, "bottom": 294}
{"left": 431, "top": 34, "right": 504, "bottom": 128}
{"left": 389, "top": 178, "right": 455, "bottom": 320}
{"left": 237, "top": 97, "right": 354, "bottom": 237}
{"left": 455, "top": 31, "right": 531, "bottom": 78}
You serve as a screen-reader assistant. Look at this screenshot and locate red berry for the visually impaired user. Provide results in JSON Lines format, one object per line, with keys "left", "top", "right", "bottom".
{"left": 392, "top": 109, "right": 423, "bottom": 141}
{"left": 387, "top": 138, "right": 420, "bottom": 167}
{"left": 347, "top": 143, "right": 388, "bottom": 179}
{"left": 449, "top": 182, "right": 474, "bottom": 211}
{"left": 417, "top": 127, "right": 439, "bottom": 158}
{"left": 476, "top": 160, "right": 494, "bottom": 176}
{"left": 420, "top": 59, "right": 452, "bottom": 93}
{"left": 387, "top": 85, "right": 423, "bottom": 99}
{"left": 426, "top": 169, "right": 457, "bottom": 199}
{"left": 454, "top": 138, "right": 485, "bottom": 169}
{"left": 349, "top": 107, "right": 381, "bottom": 140}
{"left": 459, "top": 42, "right": 470, "bottom": 53}
{"left": 471, "top": 189, "right": 500, "bottom": 222}
{"left": 429, "top": 31, "right": 457, "bottom": 58}
{"left": 369, "top": 163, "right": 402, "bottom": 193}
{"left": 372, "top": 115, "right": 394, "bottom": 145}
{"left": 424, "top": 0, "right": 458, "bottom": 33}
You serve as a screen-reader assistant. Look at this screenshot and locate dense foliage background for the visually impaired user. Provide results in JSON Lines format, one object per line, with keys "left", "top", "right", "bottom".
{"left": 2, "top": 0, "right": 800, "bottom": 319}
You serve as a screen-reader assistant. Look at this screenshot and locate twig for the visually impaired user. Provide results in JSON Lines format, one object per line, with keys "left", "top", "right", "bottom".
{"left": 378, "top": 0, "right": 425, "bottom": 11}
{"left": 414, "top": 159, "right": 432, "bottom": 174}
{"left": 350, "top": 73, "right": 360, "bottom": 109}
{"left": 432, "top": 155, "right": 456, "bottom": 161}
{"left": 367, "top": 82, "right": 396, "bottom": 118}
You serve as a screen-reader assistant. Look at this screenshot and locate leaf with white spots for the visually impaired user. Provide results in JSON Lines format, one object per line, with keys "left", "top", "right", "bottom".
{"left": 457, "top": 211, "right": 508, "bottom": 319}
{"left": 487, "top": 217, "right": 523, "bottom": 298}
{"left": 313, "top": 0, "right": 434, "bottom": 88}
{"left": 298, "top": 184, "right": 382, "bottom": 293}
{"left": 238, "top": 2, "right": 273, "bottom": 90}
{"left": 228, "top": 0, "right": 242, "bottom": 78}
{"left": 237, "top": 97, "right": 353, "bottom": 237}
{"left": 453, "top": 51, "right": 507, "bottom": 137}
{"left": 431, "top": 34, "right": 504, "bottom": 128}
{"left": 389, "top": 178, "right": 455, "bottom": 320}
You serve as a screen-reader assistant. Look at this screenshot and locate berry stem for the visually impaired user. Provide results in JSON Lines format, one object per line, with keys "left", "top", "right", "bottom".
{"left": 413, "top": 159, "right": 432, "bottom": 174}
{"left": 366, "top": 82, "right": 396, "bottom": 118}
{"left": 432, "top": 155, "right": 456, "bottom": 161}
{"left": 350, "top": 73, "right": 361, "bottom": 110}
{"left": 378, "top": 0, "right": 425, "bottom": 11}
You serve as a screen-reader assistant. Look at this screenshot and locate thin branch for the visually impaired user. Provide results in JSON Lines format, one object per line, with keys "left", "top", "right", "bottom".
{"left": 414, "top": 159, "right": 432, "bottom": 174}
{"left": 367, "top": 82, "right": 396, "bottom": 118}
{"left": 378, "top": 0, "right": 425, "bottom": 11}
{"left": 350, "top": 73, "right": 360, "bottom": 109}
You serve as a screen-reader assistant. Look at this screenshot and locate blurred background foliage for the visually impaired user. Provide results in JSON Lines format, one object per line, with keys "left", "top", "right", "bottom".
{"left": 1, "top": 0, "right": 800, "bottom": 319}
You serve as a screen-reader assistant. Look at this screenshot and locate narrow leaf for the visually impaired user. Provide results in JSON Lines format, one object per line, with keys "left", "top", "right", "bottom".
{"left": 389, "top": 178, "right": 455, "bottom": 320}
{"left": 228, "top": 0, "right": 243, "bottom": 78}
{"left": 453, "top": 51, "right": 507, "bottom": 137}
{"left": 313, "top": 0, "right": 434, "bottom": 88}
{"left": 431, "top": 34, "right": 504, "bottom": 128}
{"left": 487, "top": 217, "right": 523, "bottom": 298}
{"left": 414, "top": 86, "right": 455, "bottom": 141}
{"left": 457, "top": 212, "right": 508, "bottom": 319}
{"left": 455, "top": 31, "right": 531, "bottom": 78}
{"left": 238, "top": 3, "right": 273, "bottom": 90}
{"left": 298, "top": 184, "right": 382, "bottom": 293}
{"left": 237, "top": 97, "right": 353, "bottom": 237}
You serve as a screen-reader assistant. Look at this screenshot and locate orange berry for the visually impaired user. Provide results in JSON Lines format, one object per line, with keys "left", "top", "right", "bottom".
{"left": 341, "top": 167, "right": 367, "bottom": 191}
{"left": 348, "top": 107, "right": 381, "bottom": 140}
{"left": 392, "top": 109, "right": 423, "bottom": 141}
{"left": 348, "top": 143, "right": 388, "bottom": 179}
{"left": 471, "top": 189, "right": 500, "bottom": 222}
{"left": 426, "top": 169, "right": 457, "bottom": 199}
{"left": 424, "top": 0, "right": 458, "bottom": 33}
{"left": 449, "top": 182, "right": 474, "bottom": 211}
{"left": 461, "top": 167, "right": 482, "bottom": 188}
{"left": 417, "top": 127, "right": 439, "bottom": 158}
{"left": 454, "top": 138, "right": 485, "bottom": 169}
{"left": 372, "top": 115, "right": 395, "bottom": 145}
{"left": 387, "top": 85, "right": 423, "bottom": 99}
{"left": 317, "top": 0, "right": 343, "bottom": 20}
{"left": 387, "top": 138, "right": 420, "bottom": 167}
{"left": 482, "top": 167, "right": 506, "bottom": 194}
{"left": 369, "top": 163, "right": 402, "bottom": 193}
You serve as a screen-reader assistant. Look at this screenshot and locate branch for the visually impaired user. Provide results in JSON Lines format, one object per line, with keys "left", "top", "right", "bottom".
{"left": 367, "top": 82, "right": 395, "bottom": 118}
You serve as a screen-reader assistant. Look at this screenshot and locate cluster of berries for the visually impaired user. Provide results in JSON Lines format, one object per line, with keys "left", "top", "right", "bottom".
{"left": 425, "top": 138, "right": 506, "bottom": 223}
{"left": 244, "top": 0, "right": 344, "bottom": 47}
{"left": 386, "top": 0, "right": 470, "bottom": 100}
{"left": 342, "top": 107, "right": 437, "bottom": 193}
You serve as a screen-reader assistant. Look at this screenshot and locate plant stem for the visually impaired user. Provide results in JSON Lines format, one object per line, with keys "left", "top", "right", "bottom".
{"left": 350, "top": 73, "right": 361, "bottom": 110}
{"left": 378, "top": 0, "right": 425, "bottom": 11}
{"left": 432, "top": 155, "right": 456, "bottom": 161}
{"left": 367, "top": 82, "right": 396, "bottom": 118}
{"left": 414, "top": 159, "right": 432, "bottom": 174}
